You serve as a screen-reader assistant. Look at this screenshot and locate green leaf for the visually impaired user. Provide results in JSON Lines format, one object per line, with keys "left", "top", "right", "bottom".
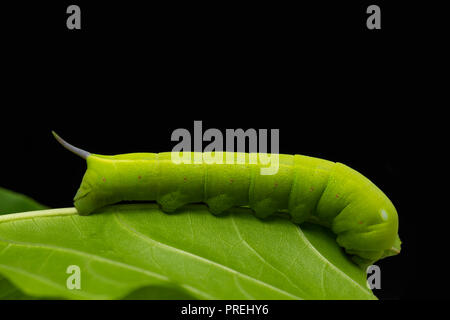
{"left": 0, "top": 187, "right": 48, "bottom": 215}
{"left": 0, "top": 274, "right": 39, "bottom": 299}
{"left": 0, "top": 187, "right": 50, "bottom": 299}
{"left": 0, "top": 204, "right": 375, "bottom": 300}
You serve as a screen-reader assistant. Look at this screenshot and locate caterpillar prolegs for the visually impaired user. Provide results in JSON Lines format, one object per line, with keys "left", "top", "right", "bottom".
{"left": 53, "top": 132, "right": 401, "bottom": 267}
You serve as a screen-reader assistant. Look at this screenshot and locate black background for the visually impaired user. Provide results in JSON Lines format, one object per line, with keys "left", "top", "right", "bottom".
{"left": 0, "top": 0, "right": 445, "bottom": 303}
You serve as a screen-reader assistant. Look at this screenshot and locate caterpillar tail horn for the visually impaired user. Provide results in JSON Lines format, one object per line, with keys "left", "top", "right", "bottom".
{"left": 52, "top": 131, "right": 91, "bottom": 160}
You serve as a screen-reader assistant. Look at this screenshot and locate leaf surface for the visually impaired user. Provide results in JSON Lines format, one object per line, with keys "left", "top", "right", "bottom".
{"left": 0, "top": 204, "right": 375, "bottom": 300}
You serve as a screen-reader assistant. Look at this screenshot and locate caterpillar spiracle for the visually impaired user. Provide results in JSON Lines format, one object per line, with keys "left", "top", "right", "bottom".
{"left": 53, "top": 131, "right": 401, "bottom": 267}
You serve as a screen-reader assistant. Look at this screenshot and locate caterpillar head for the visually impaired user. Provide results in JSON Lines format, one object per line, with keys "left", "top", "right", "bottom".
{"left": 52, "top": 132, "right": 120, "bottom": 215}
{"left": 73, "top": 155, "right": 121, "bottom": 215}
{"left": 332, "top": 192, "right": 401, "bottom": 267}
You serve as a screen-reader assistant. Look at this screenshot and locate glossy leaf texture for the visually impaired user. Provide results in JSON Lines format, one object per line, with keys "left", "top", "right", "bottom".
{"left": 0, "top": 187, "right": 47, "bottom": 215}
{"left": 0, "top": 203, "right": 376, "bottom": 300}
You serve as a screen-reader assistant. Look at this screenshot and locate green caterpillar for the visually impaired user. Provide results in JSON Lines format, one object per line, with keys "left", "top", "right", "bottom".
{"left": 53, "top": 131, "right": 401, "bottom": 266}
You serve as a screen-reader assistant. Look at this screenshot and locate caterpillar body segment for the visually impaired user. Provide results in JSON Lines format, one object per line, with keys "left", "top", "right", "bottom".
{"left": 53, "top": 132, "right": 401, "bottom": 266}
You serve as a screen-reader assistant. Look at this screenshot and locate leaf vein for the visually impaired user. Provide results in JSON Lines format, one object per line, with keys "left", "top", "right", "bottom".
{"left": 113, "top": 213, "right": 302, "bottom": 300}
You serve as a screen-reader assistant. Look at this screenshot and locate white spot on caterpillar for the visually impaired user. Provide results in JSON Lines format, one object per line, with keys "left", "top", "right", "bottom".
{"left": 380, "top": 209, "right": 388, "bottom": 221}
